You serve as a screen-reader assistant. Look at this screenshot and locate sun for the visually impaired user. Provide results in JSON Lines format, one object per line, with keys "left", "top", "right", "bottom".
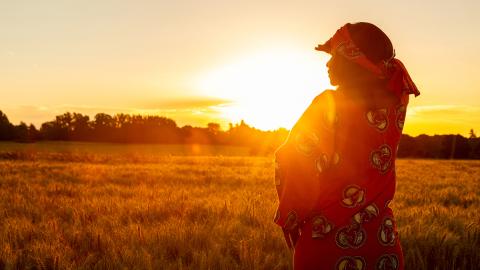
{"left": 197, "top": 47, "right": 332, "bottom": 130}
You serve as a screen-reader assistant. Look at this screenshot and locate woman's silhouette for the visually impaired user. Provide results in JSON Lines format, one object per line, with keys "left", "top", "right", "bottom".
{"left": 274, "top": 22, "right": 419, "bottom": 270}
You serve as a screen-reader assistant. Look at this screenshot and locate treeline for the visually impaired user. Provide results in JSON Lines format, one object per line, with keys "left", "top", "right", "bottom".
{"left": 0, "top": 111, "right": 288, "bottom": 155}
{"left": 1, "top": 110, "right": 479, "bottom": 158}
{"left": 398, "top": 133, "right": 480, "bottom": 159}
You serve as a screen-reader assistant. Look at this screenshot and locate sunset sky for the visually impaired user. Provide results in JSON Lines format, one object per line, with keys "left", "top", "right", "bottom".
{"left": 1, "top": 0, "right": 479, "bottom": 136}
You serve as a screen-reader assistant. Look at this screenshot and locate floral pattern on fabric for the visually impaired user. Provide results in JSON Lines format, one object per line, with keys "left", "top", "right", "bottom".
{"left": 335, "top": 256, "right": 366, "bottom": 270}
{"left": 378, "top": 216, "right": 397, "bottom": 246}
{"left": 341, "top": 185, "right": 366, "bottom": 208}
{"left": 366, "top": 108, "right": 389, "bottom": 132}
{"left": 332, "top": 152, "right": 340, "bottom": 165}
{"left": 284, "top": 211, "right": 299, "bottom": 231}
{"left": 395, "top": 105, "right": 406, "bottom": 131}
{"left": 295, "top": 130, "right": 320, "bottom": 157}
{"left": 311, "top": 215, "right": 334, "bottom": 239}
{"left": 370, "top": 144, "right": 393, "bottom": 174}
{"left": 384, "top": 199, "right": 392, "bottom": 209}
{"left": 315, "top": 153, "right": 330, "bottom": 173}
{"left": 353, "top": 203, "right": 380, "bottom": 224}
{"left": 376, "top": 254, "right": 399, "bottom": 270}
{"left": 335, "top": 223, "right": 367, "bottom": 249}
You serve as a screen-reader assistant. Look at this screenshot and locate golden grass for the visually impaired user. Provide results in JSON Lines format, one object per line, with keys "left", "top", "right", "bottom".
{"left": 0, "top": 153, "right": 479, "bottom": 269}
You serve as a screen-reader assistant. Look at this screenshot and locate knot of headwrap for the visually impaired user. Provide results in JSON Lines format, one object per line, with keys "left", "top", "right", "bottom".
{"left": 317, "top": 25, "right": 420, "bottom": 100}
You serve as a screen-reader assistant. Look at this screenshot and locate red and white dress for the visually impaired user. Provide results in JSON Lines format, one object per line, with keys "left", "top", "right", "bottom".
{"left": 274, "top": 88, "right": 409, "bottom": 270}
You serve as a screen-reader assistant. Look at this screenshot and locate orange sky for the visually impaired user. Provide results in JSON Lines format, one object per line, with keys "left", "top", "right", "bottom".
{"left": 1, "top": 1, "right": 479, "bottom": 136}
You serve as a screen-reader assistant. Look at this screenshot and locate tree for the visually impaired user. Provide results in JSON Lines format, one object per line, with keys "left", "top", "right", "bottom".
{"left": 14, "top": 122, "right": 29, "bottom": 142}
{"left": 94, "top": 113, "right": 115, "bottom": 141}
{"left": 469, "top": 129, "right": 477, "bottom": 139}
{"left": 71, "top": 113, "right": 91, "bottom": 140}
{"left": 444, "top": 135, "right": 471, "bottom": 159}
{"left": 207, "top": 123, "right": 221, "bottom": 135}
{"left": 28, "top": 124, "right": 40, "bottom": 141}
{"left": 0, "top": 110, "right": 14, "bottom": 140}
{"left": 53, "top": 112, "right": 74, "bottom": 140}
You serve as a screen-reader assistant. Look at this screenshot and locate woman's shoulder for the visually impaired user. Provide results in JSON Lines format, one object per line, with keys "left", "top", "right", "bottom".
{"left": 292, "top": 89, "right": 338, "bottom": 134}
{"left": 311, "top": 89, "right": 337, "bottom": 105}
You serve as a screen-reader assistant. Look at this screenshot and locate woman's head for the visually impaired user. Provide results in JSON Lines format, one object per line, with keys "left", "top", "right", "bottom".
{"left": 316, "top": 22, "right": 419, "bottom": 105}
{"left": 347, "top": 22, "right": 394, "bottom": 64}
{"left": 318, "top": 22, "right": 395, "bottom": 87}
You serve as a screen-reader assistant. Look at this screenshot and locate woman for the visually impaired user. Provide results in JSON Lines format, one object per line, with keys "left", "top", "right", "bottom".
{"left": 273, "top": 22, "right": 420, "bottom": 270}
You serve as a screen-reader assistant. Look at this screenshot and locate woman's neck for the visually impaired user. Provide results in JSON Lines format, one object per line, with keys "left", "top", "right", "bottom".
{"left": 337, "top": 81, "right": 398, "bottom": 109}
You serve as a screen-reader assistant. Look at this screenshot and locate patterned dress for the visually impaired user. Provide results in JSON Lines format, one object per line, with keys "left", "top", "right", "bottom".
{"left": 274, "top": 88, "right": 408, "bottom": 270}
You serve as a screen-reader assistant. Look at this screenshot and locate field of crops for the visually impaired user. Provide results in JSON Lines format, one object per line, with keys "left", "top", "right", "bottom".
{"left": 0, "top": 142, "right": 251, "bottom": 156}
{"left": 0, "top": 143, "right": 479, "bottom": 269}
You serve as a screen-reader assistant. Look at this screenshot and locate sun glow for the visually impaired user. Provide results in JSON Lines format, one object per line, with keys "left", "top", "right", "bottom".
{"left": 197, "top": 48, "right": 332, "bottom": 130}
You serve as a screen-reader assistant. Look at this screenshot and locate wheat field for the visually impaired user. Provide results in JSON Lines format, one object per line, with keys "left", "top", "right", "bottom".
{"left": 0, "top": 147, "right": 479, "bottom": 270}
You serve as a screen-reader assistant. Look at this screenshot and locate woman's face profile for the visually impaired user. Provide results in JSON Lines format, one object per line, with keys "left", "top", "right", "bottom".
{"left": 326, "top": 54, "right": 346, "bottom": 86}
{"left": 326, "top": 53, "right": 369, "bottom": 87}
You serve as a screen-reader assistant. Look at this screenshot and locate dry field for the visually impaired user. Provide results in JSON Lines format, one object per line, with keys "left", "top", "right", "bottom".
{"left": 0, "top": 145, "right": 479, "bottom": 269}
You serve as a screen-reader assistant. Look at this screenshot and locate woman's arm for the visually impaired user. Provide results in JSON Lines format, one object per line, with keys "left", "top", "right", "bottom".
{"left": 274, "top": 90, "right": 337, "bottom": 246}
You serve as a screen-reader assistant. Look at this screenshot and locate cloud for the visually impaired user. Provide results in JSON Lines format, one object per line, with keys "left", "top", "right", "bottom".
{"left": 408, "top": 105, "right": 480, "bottom": 117}
{"left": 407, "top": 105, "right": 480, "bottom": 125}
{"left": 137, "top": 96, "right": 233, "bottom": 110}
{"left": 404, "top": 104, "right": 480, "bottom": 136}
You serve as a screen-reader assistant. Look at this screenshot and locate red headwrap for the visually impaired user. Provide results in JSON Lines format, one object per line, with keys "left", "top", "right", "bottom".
{"left": 316, "top": 25, "right": 420, "bottom": 101}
